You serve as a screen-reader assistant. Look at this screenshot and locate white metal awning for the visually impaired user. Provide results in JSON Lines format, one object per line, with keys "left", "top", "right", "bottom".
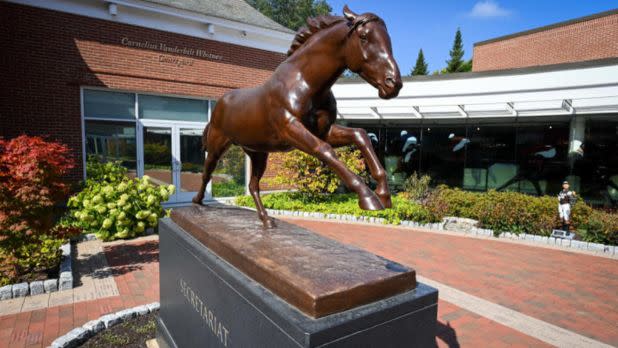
{"left": 332, "top": 61, "right": 618, "bottom": 120}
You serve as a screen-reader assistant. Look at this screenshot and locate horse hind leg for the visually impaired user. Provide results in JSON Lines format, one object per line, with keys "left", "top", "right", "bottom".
{"left": 246, "top": 151, "right": 275, "bottom": 228}
{"left": 192, "top": 126, "right": 231, "bottom": 204}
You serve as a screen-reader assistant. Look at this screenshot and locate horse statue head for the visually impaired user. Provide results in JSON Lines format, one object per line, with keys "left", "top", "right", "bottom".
{"left": 342, "top": 5, "right": 402, "bottom": 99}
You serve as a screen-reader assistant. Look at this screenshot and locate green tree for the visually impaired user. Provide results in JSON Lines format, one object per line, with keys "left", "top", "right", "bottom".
{"left": 445, "top": 28, "right": 469, "bottom": 73}
{"left": 411, "top": 49, "right": 428, "bottom": 76}
{"left": 248, "top": 0, "right": 332, "bottom": 31}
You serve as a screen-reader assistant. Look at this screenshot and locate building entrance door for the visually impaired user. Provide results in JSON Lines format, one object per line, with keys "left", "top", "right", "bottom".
{"left": 137, "top": 121, "right": 208, "bottom": 204}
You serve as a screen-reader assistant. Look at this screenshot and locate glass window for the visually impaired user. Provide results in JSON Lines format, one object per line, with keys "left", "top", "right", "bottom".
{"left": 212, "top": 145, "right": 246, "bottom": 197}
{"left": 514, "top": 123, "right": 569, "bottom": 196}
{"left": 465, "top": 125, "right": 517, "bottom": 191}
{"left": 179, "top": 128, "right": 205, "bottom": 193}
{"left": 139, "top": 95, "right": 208, "bottom": 122}
{"left": 384, "top": 127, "right": 421, "bottom": 190}
{"left": 420, "top": 126, "right": 467, "bottom": 187}
{"left": 84, "top": 90, "right": 135, "bottom": 120}
{"left": 85, "top": 121, "right": 137, "bottom": 176}
{"left": 143, "top": 127, "right": 173, "bottom": 187}
{"left": 573, "top": 117, "right": 618, "bottom": 207}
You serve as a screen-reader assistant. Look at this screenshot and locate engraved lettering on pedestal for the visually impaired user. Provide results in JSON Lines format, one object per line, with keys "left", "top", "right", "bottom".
{"left": 179, "top": 278, "right": 230, "bottom": 346}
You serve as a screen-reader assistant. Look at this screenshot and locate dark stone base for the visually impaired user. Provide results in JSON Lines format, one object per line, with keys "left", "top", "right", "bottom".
{"left": 157, "top": 217, "right": 438, "bottom": 348}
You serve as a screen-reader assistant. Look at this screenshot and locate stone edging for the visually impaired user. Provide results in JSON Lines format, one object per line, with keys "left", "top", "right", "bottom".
{"left": 261, "top": 208, "right": 617, "bottom": 256}
{"left": 50, "top": 302, "right": 160, "bottom": 348}
{"left": 0, "top": 241, "right": 73, "bottom": 301}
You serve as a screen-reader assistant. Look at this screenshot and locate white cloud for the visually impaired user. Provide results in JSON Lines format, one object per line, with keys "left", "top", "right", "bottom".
{"left": 468, "top": 0, "right": 511, "bottom": 18}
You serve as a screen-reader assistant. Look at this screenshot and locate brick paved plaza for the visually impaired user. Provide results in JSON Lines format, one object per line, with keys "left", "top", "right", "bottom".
{"left": 0, "top": 218, "right": 616, "bottom": 348}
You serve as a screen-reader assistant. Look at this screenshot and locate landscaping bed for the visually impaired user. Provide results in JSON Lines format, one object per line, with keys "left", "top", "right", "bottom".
{"left": 80, "top": 312, "right": 157, "bottom": 348}
{"left": 235, "top": 188, "right": 618, "bottom": 246}
{"left": 235, "top": 192, "right": 437, "bottom": 225}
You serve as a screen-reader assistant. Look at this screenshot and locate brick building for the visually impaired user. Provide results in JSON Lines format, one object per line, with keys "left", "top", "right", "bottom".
{"left": 473, "top": 9, "right": 618, "bottom": 71}
{"left": 0, "top": 0, "right": 293, "bottom": 203}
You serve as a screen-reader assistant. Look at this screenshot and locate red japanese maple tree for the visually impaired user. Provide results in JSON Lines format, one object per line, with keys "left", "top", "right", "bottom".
{"left": 0, "top": 135, "right": 76, "bottom": 283}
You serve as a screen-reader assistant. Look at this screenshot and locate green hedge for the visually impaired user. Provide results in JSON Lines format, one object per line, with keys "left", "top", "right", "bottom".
{"left": 426, "top": 186, "right": 617, "bottom": 244}
{"left": 235, "top": 192, "right": 437, "bottom": 225}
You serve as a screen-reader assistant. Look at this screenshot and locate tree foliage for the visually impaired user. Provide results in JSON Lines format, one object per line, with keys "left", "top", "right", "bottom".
{"left": 411, "top": 49, "right": 428, "bottom": 76}
{"left": 247, "top": 0, "right": 332, "bottom": 31}
{"left": 444, "top": 28, "right": 472, "bottom": 73}
{"left": 0, "top": 136, "right": 78, "bottom": 284}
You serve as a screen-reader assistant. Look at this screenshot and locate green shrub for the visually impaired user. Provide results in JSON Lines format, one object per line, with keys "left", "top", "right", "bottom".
{"left": 267, "top": 147, "right": 367, "bottom": 198}
{"left": 578, "top": 210, "right": 618, "bottom": 245}
{"left": 402, "top": 172, "right": 432, "bottom": 202}
{"left": 214, "top": 145, "right": 245, "bottom": 184}
{"left": 86, "top": 155, "right": 128, "bottom": 185}
{"left": 235, "top": 192, "right": 436, "bottom": 225}
{"left": 213, "top": 181, "right": 245, "bottom": 197}
{"left": 67, "top": 176, "right": 174, "bottom": 241}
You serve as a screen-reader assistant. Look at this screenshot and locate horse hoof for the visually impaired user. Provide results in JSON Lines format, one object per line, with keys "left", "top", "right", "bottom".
{"left": 376, "top": 193, "right": 392, "bottom": 208}
{"left": 263, "top": 218, "right": 277, "bottom": 229}
{"left": 359, "top": 193, "right": 385, "bottom": 211}
{"left": 192, "top": 196, "right": 204, "bottom": 205}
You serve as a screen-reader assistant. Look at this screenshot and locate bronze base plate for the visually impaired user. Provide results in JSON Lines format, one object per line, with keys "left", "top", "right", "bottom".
{"left": 170, "top": 205, "right": 416, "bottom": 318}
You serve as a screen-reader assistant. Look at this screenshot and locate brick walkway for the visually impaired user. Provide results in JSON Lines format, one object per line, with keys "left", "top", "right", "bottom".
{"left": 0, "top": 218, "right": 616, "bottom": 347}
{"left": 0, "top": 238, "right": 158, "bottom": 348}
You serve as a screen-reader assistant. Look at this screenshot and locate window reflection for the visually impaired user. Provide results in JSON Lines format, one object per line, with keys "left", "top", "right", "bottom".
{"left": 421, "top": 127, "right": 467, "bottom": 187}
{"left": 385, "top": 128, "right": 421, "bottom": 189}
{"left": 179, "top": 129, "right": 204, "bottom": 192}
{"left": 85, "top": 121, "right": 137, "bottom": 177}
{"left": 511, "top": 123, "right": 569, "bottom": 196}
{"left": 574, "top": 117, "right": 618, "bottom": 207}
{"left": 339, "top": 118, "right": 614, "bottom": 206}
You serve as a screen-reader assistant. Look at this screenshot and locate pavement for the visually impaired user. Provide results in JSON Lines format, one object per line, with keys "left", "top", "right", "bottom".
{"left": 0, "top": 218, "right": 616, "bottom": 348}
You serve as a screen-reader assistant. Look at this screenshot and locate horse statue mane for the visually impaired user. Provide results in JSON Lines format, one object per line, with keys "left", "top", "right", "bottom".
{"left": 287, "top": 10, "right": 385, "bottom": 57}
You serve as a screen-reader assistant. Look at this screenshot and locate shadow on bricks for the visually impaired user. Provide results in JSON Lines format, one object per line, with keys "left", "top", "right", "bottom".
{"left": 435, "top": 321, "right": 460, "bottom": 348}
{"left": 103, "top": 241, "right": 159, "bottom": 276}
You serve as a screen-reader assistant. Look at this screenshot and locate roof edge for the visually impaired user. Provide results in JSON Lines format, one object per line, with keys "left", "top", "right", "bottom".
{"left": 336, "top": 57, "right": 618, "bottom": 84}
{"left": 474, "top": 8, "right": 618, "bottom": 47}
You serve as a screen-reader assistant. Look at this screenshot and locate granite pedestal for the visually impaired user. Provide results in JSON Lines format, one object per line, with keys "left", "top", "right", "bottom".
{"left": 157, "top": 205, "right": 438, "bottom": 348}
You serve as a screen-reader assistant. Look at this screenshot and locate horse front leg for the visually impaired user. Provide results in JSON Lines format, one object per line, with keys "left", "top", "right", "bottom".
{"left": 246, "top": 151, "right": 276, "bottom": 229}
{"left": 281, "top": 117, "right": 384, "bottom": 210}
{"left": 325, "top": 124, "right": 392, "bottom": 208}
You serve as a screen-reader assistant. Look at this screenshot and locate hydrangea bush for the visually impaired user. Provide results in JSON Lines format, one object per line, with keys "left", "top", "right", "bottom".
{"left": 67, "top": 158, "right": 174, "bottom": 241}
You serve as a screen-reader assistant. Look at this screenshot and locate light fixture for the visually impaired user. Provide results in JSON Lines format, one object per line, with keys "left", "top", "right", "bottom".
{"left": 108, "top": 3, "right": 118, "bottom": 16}
{"left": 549, "top": 125, "right": 553, "bottom": 129}
{"left": 206, "top": 23, "right": 215, "bottom": 35}
{"left": 427, "top": 128, "right": 431, "bottom": 131}
{"left": 476, "top": 127, "right": 480, "bottom": 131}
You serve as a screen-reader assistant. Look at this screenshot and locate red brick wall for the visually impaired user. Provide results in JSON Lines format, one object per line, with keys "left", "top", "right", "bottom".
{"left": 472, "top": 12, "right": 618, "bottom": 71}
{"left": 0, "top": 2, "right": 286, "bottom": 186}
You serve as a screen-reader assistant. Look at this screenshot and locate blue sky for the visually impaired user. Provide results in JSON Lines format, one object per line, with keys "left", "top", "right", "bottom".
{"left": 326, "top": 0, "right": 617, "bottom": 74}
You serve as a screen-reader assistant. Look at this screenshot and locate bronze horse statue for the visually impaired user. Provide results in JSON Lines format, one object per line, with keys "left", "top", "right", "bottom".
{"left": 193, "top": 5, "right": 402, "bottom": 228}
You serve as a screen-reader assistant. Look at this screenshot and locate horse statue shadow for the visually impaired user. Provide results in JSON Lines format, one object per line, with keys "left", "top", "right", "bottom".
{"left": 193, "top": 5, "right": 403, "bottom": 228}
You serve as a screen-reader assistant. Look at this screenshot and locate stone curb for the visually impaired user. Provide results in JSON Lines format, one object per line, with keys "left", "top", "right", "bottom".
{"left": 74, "top": 229, "right": 156, "bottom": 243}
{"left": 49, "top": 302, "right": 160, "bottom": 348}
{"left": 0, "top": 241, "right": 73, "bottom": 301}
{"left": 255, "top": 208, "right": 617, "bottom": 256}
